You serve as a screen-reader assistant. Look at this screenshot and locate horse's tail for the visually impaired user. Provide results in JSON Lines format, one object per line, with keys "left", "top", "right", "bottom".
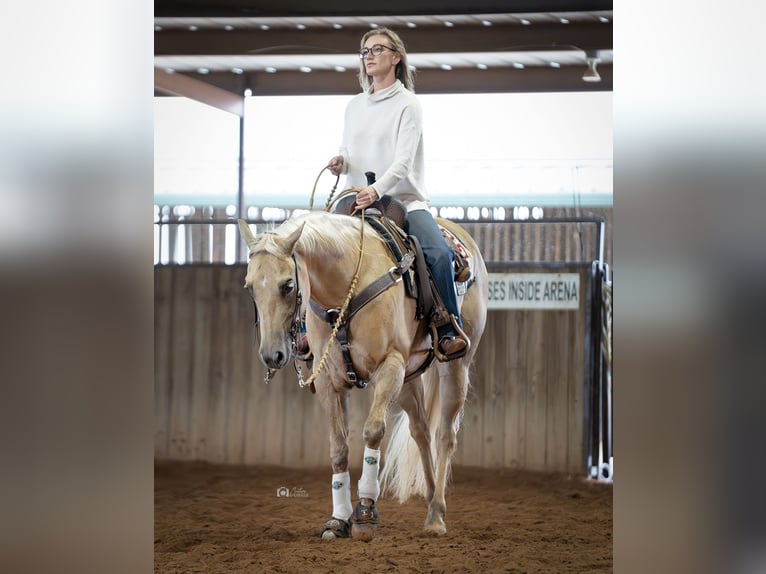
{"left": 381, "top": 366, "right": 463, "bottom": 502}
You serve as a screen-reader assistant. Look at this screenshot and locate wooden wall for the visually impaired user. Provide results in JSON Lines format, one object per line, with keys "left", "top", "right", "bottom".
{"left": 155, "top": 264, "right": 591, "bottom": 474}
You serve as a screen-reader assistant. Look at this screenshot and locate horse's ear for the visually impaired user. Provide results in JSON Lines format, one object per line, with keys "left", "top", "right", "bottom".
{"left": 238, "top": 219, "right": 258, "bottom": 251}
{"left": 280, "top": 222, "right": 305, "bottom": 256}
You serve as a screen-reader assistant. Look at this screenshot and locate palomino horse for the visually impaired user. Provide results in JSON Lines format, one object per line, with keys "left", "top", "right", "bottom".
{"left": 238, "top": 211, "right": 487, "bottom": 540}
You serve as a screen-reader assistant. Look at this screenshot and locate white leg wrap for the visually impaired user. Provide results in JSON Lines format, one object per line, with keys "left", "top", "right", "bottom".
{"left": 358, "top": 447, "right": 381, "bottom": 501}
{"left": 331, "top": 472, "right": 353, "bottom": 521}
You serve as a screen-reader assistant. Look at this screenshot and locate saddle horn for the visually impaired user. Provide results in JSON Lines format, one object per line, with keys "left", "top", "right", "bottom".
{"left": 365, "top": 171, "right": 387, "bottom": 215}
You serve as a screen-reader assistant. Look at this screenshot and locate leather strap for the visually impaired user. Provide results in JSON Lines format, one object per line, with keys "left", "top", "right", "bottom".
{"left": 364, "top": 216, "right": 416, "bottom": 299}
{"left": 308, "top": 266, "right": 407, "bottom": 389}
{"left": 407, "top": 234, "right": 435, "bottom": 321}
{"left": 403, "top": 350, "right": 435, "bottom": 383}
{"left": 309, "top": 265, "right": 405, "bottom": 326}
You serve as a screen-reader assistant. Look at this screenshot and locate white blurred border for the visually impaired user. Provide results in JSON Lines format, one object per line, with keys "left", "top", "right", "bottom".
{"left": 0, "top": 2, "right": 154, "bottom": 573}
{"left": 615, "top": 1, "right": 766, "bottom": 573}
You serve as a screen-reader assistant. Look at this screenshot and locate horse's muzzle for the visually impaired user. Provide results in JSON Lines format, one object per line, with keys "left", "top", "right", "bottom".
{"left": 262, "top": 348, "right": 289, "bottom": 370}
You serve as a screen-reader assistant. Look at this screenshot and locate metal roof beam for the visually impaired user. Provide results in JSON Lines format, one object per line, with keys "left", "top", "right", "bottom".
{"left": 155, "top": 22, "right": 611, "bottom": 56}
{"left": 175, "top": 64, "right": 612, "bottom": 97}
{"left": 154, "top": 68, "right": 244, "bottom": 116}
{"left": 156, "top": 0, "right": 613, "bottom": 18}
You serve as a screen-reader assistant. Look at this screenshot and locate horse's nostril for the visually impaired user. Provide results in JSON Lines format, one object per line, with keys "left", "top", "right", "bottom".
{"left": 275, "top": 351, "right": 284, "bottom": 365}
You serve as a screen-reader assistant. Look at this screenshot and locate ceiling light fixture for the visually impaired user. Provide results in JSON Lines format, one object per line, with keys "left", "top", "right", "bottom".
{"left": 188, "top": 25, "right": 198, "bottom": 31}
{"left": 333, "top": 23, "right": 343, "bottom": 29}
{"left": 513, "top": 62, "right": 525, "bottom": 69}
{"left": 265, "top": 66, "right": 277, "bottom": 73}
{"left": 549, "top": 61, "right": 560, "bottom": 68}
{"left": 299, "top": 66, "right": 312, "bottom": 73}
{"left": 444, "top": 21, "right": 454, "bottom": 27}
{"left": 477, "top": 63, "right": 488, "bottom": 70}
{"left": 334, "top": 66, "right": 346, "bottom": 72}
{"left": 224, "top": 25, "right": 234, "bottom": 31}
{"left": 260, "top": 24, "right": 270, "bottom": 31}
{"left": 582, "top": 49, "right": 601, "bottom": 82}
{"left": 406, "top": 22, "right": 416, "bottom": 28}
{"left": 481, "top": 20, "right": 492, "bottom": 26}
{"left": 296, "top": 24, "right": 306, "bottom": 30}
{"left": 520, "top": 19, "right": 531, "bottom": 25}
{"left": 560, "top": 18, "right": 570, "bottom": 24}
{"left": 197, "top": 67, "right": 209, "bottom": 74}
{"left": 440, "top": 64, "right": 452, "bottom": 71}
{"left": 231, "top": 67, "right": 244, "bottom": 75}
{"left": 155, "top": 25, "right": 162, "bottom": 32}
{"left": 599, "top": 16, "right": 610, "bottom": 23}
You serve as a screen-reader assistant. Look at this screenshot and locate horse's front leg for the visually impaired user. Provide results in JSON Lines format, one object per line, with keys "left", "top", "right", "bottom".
{"left": 318, "top": 383, "right": 352, "bottom": 540}
{"left": 351, "top": 352, "right": 405, "bottom": 542}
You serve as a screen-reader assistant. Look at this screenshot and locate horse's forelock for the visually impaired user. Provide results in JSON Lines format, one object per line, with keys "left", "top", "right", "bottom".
{"left": 247, "top": 232, "right": 280, "bottom": 258}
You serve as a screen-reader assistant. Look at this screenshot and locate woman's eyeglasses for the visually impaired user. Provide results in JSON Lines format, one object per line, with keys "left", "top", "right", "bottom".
{"left": 358, "top": 45, "right": 396, "bottom": 59}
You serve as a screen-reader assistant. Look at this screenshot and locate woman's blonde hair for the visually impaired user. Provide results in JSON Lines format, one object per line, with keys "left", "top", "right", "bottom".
{"left": 357, "top": 28, "right": 415, "bottom": 92}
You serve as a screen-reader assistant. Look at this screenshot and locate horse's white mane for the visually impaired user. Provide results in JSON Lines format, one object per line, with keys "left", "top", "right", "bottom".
{"left": 253, "top": 212, "right": 378, "bottom": 258}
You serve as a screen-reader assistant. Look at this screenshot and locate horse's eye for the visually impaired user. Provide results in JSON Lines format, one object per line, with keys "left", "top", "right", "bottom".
{"left": 280, "top": 280, "right": 294, "bottom": 297}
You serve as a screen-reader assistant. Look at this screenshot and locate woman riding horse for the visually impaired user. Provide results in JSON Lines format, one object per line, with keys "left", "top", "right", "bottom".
{"left": 327, "top": 27, "right": 469, "bottom": 360}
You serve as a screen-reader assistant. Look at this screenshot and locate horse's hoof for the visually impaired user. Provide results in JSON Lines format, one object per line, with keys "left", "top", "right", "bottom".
{"left": 350, "top": 500, "right": 379, "bottom": 542}
{"left": 424, "top": 522, "right": 447, "bottom": 536}
{"left": 321, "top": 530, "right": 339, "bottom": 540}
{"left": 351, "top": 522, "right": 377, "bottom": 542}
{"left": 320, "top": 517, "right": 350, "bottom": 540}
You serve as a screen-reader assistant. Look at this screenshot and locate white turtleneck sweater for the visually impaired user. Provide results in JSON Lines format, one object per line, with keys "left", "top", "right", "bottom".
{"left": 338, "top": 80, "right": 429, "bottom": 212}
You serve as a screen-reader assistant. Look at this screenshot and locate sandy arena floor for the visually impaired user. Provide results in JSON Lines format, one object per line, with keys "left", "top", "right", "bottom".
{"left": 155, "top": 461, "right": 612, "bottom": 573}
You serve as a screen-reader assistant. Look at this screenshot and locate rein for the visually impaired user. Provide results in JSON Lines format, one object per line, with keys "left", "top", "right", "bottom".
{"left": 310, "top": 166, "right": 349, "bottom": 211}
{"left": 297, "top": 165, "right": 374, "bottom": 390}
{"left": 310, "top": 165, "right": 365, "bottom": 214}
{"left": 298, "top": 204, "right": 367, "bottom": 391}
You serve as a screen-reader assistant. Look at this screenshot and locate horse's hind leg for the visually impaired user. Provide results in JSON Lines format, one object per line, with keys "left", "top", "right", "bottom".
{"left": 351, "top": 352, "right": 405, "bottom": 541}
{"left": 425, "top": 362, "right": 469, "bottom": 535}
{"left": 397, "top": 378, "right": 436, "bottom": 503}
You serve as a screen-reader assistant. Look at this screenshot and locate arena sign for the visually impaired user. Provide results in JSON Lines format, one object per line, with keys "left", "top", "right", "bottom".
{"left": 487, "top": 273, "right": 580, "bottom": 310}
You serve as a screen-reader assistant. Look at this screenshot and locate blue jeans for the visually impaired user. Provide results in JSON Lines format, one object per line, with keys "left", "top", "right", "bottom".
{"left": 405, "top": 210, "right": 463, "bottom": 337}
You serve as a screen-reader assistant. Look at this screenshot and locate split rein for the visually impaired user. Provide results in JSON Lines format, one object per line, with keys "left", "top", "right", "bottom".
{"left": 277, "top": 166, "right": 369, "bottom": 390}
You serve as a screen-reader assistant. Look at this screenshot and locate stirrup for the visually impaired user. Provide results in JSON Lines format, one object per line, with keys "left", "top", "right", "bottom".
{"left": 454, "top": 253, "right": 471, "bottom": 283}
{"left": 432, "top": 315, "right": 470, "bottom": 362}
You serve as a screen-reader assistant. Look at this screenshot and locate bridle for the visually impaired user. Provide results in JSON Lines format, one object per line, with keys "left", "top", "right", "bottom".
{"left": 249, "top": 253, "right": 306, "bottom": 385}
{"left": 249, "top": 167, "right": 382, "bottom": 390}
{"left": 248, "top": 218, "right": 368, "bottom": 393}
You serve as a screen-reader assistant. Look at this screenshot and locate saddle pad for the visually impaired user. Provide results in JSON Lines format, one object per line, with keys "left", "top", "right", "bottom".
{"left": 438, "top": 225, "right": 472, "bottom": 269}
